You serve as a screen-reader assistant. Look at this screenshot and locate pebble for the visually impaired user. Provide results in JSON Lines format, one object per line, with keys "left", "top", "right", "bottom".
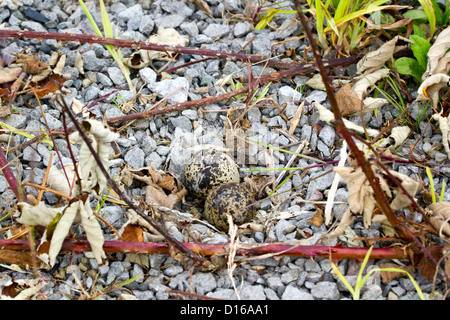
{"left": 150, "top": 77, "right": 189, "bottom": 104}
{"left": 281, "top": 284, "right": 314, "bottom": 300}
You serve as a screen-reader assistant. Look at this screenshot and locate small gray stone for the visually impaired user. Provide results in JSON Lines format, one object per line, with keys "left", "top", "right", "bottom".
{"left": 154, "top": 14, "right": 185, "bottom": 28}
{"left": 311, "top": 282, "right": 340, "bottom": 300}
{"left": 141, "top": 136, "right": 157, "bottom": 155}
{"left": 3, "top": 113, "right": 28, "bottom": 129}
{"left": 274, "top": 18, "right": 301, "bottom": 39}
{"left": 42, "top": 114, "right": 62, "bottom": 130}
{"left": 161, "top": 1, "right": 193, "bottom": 17}
{"left": 118, "top": 4, "right": 143, "bottom": 22}
{"left": 251, "top": 33, "right": 272, "bottom": 57}
{"left": 179, "top": 22, "right": 199, "bottom": 37}
{"left": 281, "top": 268, "right": 301, "bottom": 284}
{"left": 145, "top": 152, "right": 163, "bottom": 169}
{"left": 23, "top": 146, "right": 41, "bottom": 162}
{"left": 163, "top": 265, "right": 184, "bottom": 277}
{"left": 139, "top": 67, "right": 157, "bottom": 86}
{"left": 240, "top": 284, "right": 266, "bottom": 300}
{"left": 361, "top": 285, "right": 383, "bottom": 300}
{"left": 169, "top": 115, "right": 192, "bottom": 132}
{"left": 96, "top": 72, "right": 113, "bottom": 87}
{"left": 281, "top": 284, "right": 314, "bottom": 300}
{"left": 206, "top": 289, "right": 237, "bottom": 299}
{"left": 234, "top": 21, "right": 253, "bottom": 37}
{"left": 83, "top": 51, "right": 107, "bottom": 72}
{"left": 192, "top": 272, "right": 217, "bottom": 295}
{"left": 150, "top": 77, "right": 189, "bottom": 104}
{"left": 191, "top": 34, "right": 213, "bottom": 45}
{"left": 83, "top": 85, "right": 100, "bottom": 102}
{"left": 107, "top": 67, "right": 126, "bottom": 86}
{"left": 267, "top": 276, "right": 284, "bottom": 291}
{"left": 100, "top": 206, "right": 126, "bottom": 229}
{"left": 305, "top": 90, "right": 328, "bottom": 104}
{"left": 139, "top": 15, "right": 155, "bottom": 35}
{"left": 124, "top": 147, "right": 145, "bottom": 169}
{"left": 279, "top": 86, "right": 303, "bottom": 105}
{"left": 318, "top": 124, "right": 336, "bottom": 147}
{"left": 21, "top": 20, "right": 47, "bottom": 32}
{"left": 203, "top": 23, "right": 231, "bottom": 38}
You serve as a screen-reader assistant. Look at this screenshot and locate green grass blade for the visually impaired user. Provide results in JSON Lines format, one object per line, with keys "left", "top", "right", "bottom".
{"left": 439, "top": 180, "right": 446, "bottom": 202}
{"left": 78, "top": 0, "right": 103, "bottom": 37}
{"left": 99, "top": 0, "right": 113, "bottom": 39}
{"left": 418, "top": 0, "right": 436, "bottom": 39}
{"left": 426, "top": 167, "right": 436, "bottom": 203}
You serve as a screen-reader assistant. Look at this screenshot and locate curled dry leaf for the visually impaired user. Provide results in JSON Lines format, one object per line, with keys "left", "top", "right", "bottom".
{"left": 378, "top": 126, "right": 411, "bottom": 149}
{"left": 314, "top": 102, "right": 380, "bottom": 136}
{"left": 125, "top": 165, "right": 187, "bottom": 209}
{"left": 356, "top": 35, "right": 412, "bottom": 75}
{"left": 416, "top": 73, "right": 450, "bottom": 108}
{"left": 352, "top": 68, "right": 390, "bottom": 99}
{"left": 423, "top": 26, "right": 450, "bottom": 80}
{"left": 333, "top": 159, "right": 421, "bottom": 231}
{"left": 124, "top": 27, "right": 189, "bottom": 69}
{"left": 336, "top": 82, "right": 363, "bottom": 116}
{"left": 432, "top": 111, "right": 450, "bottom": 160}
{"left": 428, "top": 201, "right": 450, "bottom": 237}
{"left": 17, "top": 197, "right": 105, "bottom": 266}
{"left": 69, "top": 119, "right": 119, "bottom": 195}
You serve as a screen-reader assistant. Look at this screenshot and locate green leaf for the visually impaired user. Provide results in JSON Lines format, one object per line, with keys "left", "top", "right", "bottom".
{"left": 395, "top": 57, "right": 423, "bottom": 82}
{"left": 431, "top": 0, "right": 443, "bottom": 25}
{"left": 410, "top": 34, "right": 431, "bottom": 70}
{"left": 413, "top": 23, "right": 427, "bottom": 38}
{"left": 404, "top": 9, "right": 429, "bottom": 23}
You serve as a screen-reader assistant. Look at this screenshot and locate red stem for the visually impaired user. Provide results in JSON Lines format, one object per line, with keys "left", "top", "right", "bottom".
{"left": 0, "top": 148, "right": 25, "bottom": 202}
{"left": 0, "top": 29, "right": 297, "bottom": 70}
{"left": 0, "top": 239, "right": 408, "bottom": 260}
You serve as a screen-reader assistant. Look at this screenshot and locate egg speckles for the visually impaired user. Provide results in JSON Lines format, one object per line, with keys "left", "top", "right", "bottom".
{"left": 184, "top": 150, "right": 240, "bottom": 199}
{"left": 204, "top": 182, "right": 256, "bottom": 231}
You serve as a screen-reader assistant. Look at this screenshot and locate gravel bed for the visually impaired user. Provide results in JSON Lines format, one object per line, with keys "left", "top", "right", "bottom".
{"left": 0, "top": 0, "right": 448, "bottom": 300}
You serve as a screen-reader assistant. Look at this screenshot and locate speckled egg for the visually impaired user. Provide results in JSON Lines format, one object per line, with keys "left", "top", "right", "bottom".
{"left": 204, "top": 182, "right": 256, "bottom": 231}
{"left": 184, "top": 150, "right": 240, "bottom": 199}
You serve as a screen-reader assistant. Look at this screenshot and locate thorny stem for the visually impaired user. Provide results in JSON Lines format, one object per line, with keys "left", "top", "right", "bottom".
{"left": 0, "top": 29, "right": 297, "bottom": 70}
{"left": 0, "top": 239, "right": 409, "bottom": 260}
{"left": 55, "top": 95, "right": 210, "bottom": 267}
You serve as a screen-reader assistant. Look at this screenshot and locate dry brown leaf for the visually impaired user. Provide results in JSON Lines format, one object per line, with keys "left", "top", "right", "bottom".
{"left": 30, "top": 73, "right": 67, "bottom": 99}
{"left": 0, "top": 68, "right": 22, "bottom": 84}
{"left": 364, "top": 16, "right": 413, "bottom": 30}
{"left": 288, "top": 101, "right": 304, "bottom": 135}
{"left": 423, "top": 25, "right": 450, "bottom": 79}
{"left": 333, "top": 160, "right": 420, "bottom": 230}
{"left": 356, "top": 36, "right": 411, "bottom": 75}
{"left": 12, "top": 52, "right": 48, "bottom": 75}
{"left": 428, "top": 201, "right": 450, "bottom": 237}
{"left": 121, "top": 223, "right": 145, "bottom": 242}
{"left": 308, "top": 206, "right": 324, "bottom": 227}
{"left": 336, "top": 82, "right": 363, "bottom": 116}
{"left": 378, "top": 126, "right": 411, "bottom": 149}
{"left": 124, "top": 27, "right": 189, "bottom": 69}
{"left": 417, "top": 73, "right": 450, "bottom": 108}
{"left": 377, "top": 262, "right": 415, "bottom": 284}
{"left": 127, "top": 166, "right": 187, "bottom": 209}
